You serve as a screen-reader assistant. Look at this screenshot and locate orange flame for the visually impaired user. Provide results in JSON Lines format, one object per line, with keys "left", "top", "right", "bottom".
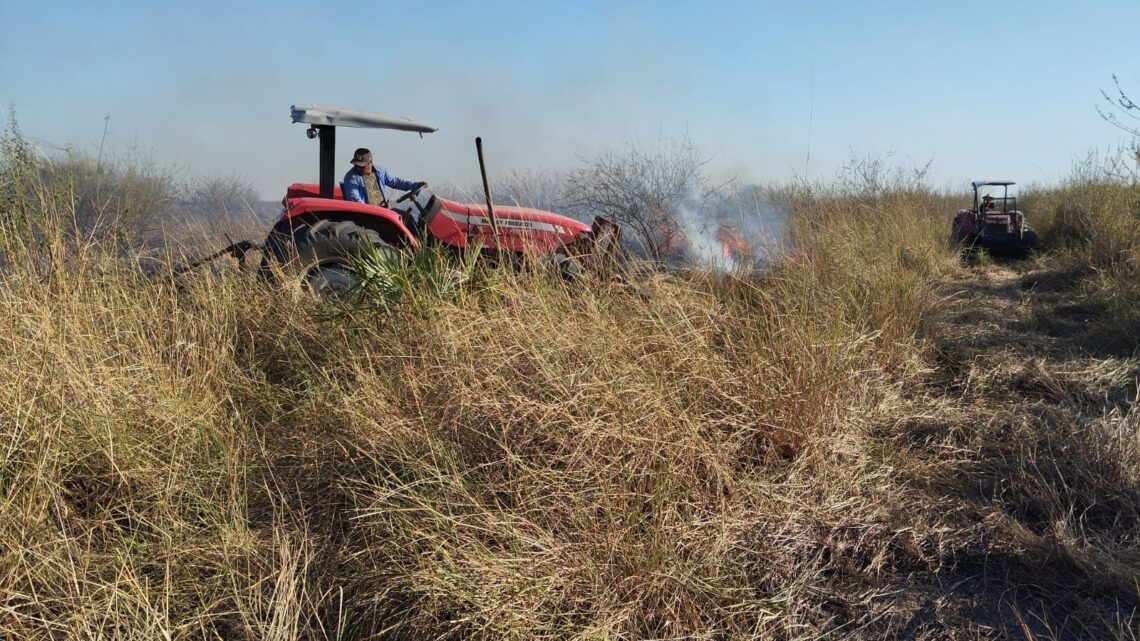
{"left": 717, "top": 224, "right": 752, "bottom": 261}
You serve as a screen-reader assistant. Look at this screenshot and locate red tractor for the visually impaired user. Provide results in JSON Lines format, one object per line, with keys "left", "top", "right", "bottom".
{"left": 952, "top": 180, "right": 1037, "bottom": 255}
{"left": 200, "top": 105, "right": 619, "bottom": 293}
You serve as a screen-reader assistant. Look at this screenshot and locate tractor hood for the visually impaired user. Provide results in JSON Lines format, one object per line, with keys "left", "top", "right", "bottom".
{"left": 427, "top": 199, "right": 592, "bottom": 252}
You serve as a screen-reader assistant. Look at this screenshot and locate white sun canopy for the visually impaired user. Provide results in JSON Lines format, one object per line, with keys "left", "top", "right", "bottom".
{"left": 971, "top": 181, "right": 1015, "bottom": 189}
{"left": 290, "top": 105, "right": 438, "bottom": 133}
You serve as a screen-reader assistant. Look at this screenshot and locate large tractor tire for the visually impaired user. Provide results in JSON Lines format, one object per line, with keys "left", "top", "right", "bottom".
{"left": 951, "top": 222, "right": 974, "bottom": 262}
{"left": 260, "top": 218, "right": 402, "bottom": 296}
{"left": 1018, "top": 229, "right": 1038, "bottom": 256}
{"left": 951, "top": 221, "right": 972, "bottom": 246}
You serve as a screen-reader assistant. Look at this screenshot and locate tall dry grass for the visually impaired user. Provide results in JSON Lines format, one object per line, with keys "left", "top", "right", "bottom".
{"left": 0, "top": 242, "right": 946, "bottom": 638}
{"left": 2, "top": 129, "right": 1136, "bottom": 639}
{"left": 1021, "top": 148, "right": 1140, "bottom": 348}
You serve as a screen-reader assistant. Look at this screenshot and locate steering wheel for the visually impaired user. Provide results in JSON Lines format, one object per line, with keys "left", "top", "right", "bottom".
{"left": 396, "top": 182, "right": 428, "bottom": 204}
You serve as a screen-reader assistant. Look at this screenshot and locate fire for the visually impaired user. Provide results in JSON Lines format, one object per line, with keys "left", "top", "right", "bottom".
{"left": 717, "top": 224, "right": 752, "bottom": 262}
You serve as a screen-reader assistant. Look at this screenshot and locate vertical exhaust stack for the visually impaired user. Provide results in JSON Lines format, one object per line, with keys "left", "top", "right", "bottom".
{"left": 475, "top": 137, "right": 502, "bottom": 248}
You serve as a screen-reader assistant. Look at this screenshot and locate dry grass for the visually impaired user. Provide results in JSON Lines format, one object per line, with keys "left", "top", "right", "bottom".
{"left": 1021, "top": 161, "right": 1140, "bottom": 349}
{"left": 1, "top": 138, "right": 1138, "bottom": 640}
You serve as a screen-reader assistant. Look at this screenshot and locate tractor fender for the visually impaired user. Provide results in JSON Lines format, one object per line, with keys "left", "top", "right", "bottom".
{"left": 954, "top": 209, "right": 976, "bottom": 232}
{"left": 282, "top": 197, "right": 419, "bottom": 250}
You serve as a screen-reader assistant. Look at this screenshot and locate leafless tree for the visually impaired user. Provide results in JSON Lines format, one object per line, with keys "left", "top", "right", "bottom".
{"left": 1095, "top": 75, "right": 1140, "bottom": 176}
{"left": 565, "top": 135, "right": 713, "bottom": 261}
{"left": 836, "top": 152, "right": 932, "bottom": 198}
{"left": 1099, "top": 74, "right": 1140, "bottom": 139}
{"left": 179, "top": 174, "right": 261, "bottom": 220}
{"left": 491, "top": 168, "right": 567, "bottom": 212}
{"left": 36, "top": 152, "right": 177, "bottom": 243}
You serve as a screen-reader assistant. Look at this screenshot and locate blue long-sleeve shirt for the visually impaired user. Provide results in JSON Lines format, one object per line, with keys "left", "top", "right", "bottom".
{"left": 342, "top": 166, "right": 420, "bottom": 205}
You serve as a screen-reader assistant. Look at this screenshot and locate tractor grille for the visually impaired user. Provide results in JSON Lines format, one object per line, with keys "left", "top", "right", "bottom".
{"left": 985, "top": 221, "right": 1010, "bottom": 235}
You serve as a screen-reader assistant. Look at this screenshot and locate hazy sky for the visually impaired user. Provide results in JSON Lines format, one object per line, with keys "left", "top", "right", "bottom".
{"left": 2, "top": 0, "right": 1137, "bottom": 198}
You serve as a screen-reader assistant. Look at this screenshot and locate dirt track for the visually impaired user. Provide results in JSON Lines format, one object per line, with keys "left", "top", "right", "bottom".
{"left": 875, "top": 259, "right": 1140, "bottom": 640}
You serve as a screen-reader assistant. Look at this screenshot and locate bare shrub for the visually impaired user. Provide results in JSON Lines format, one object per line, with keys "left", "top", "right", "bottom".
{"left": 161, "top": 173, "right": 266, "bottom": 251}
{"left": 490, "top": 168, "right": 568, "bottom": 212}
{"left": 2, "top": 117, "right": 263, "bottom": 255}
{"left": 566, "top": 135, "right": 714, "bottom": 261}
{"left": 835, "top": 151, "right": 933, "bottom": 199}
{"left": 178, "top": 173, "right": 261, "bottom": 220}
{"left": 2, "top": 123, "right": 177, "bottom": 248}
{"left": 39, "top": 152, "right": 177, "bottom": 241}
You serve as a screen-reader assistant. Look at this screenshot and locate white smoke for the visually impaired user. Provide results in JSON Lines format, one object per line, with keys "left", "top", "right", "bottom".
{"left": 728, "top": 183, "right": 788, "bottom": 265}
{"left": 671, "top": 186, "right": 725, "bottom": 267}
{"left": 670, "top": 183, "right": 787, "bottom": 271}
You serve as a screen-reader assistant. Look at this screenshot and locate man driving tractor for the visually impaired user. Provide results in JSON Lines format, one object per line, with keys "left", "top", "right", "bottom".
{"left": 342, "top": 147, "right": 427, "bottom": 234}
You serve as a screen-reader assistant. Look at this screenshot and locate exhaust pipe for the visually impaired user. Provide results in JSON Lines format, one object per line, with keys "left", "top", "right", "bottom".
{"left": 475, "top": 137, "right": 502, "bottom": 250}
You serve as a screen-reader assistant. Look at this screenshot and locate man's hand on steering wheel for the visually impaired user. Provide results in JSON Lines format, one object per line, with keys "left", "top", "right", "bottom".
{"left": 396, "top": 181, "right": 428, "bottom": 204}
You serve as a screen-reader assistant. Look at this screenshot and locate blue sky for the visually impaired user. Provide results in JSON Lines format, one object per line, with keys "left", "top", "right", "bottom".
{"left": 2, "top": 0, "right": 1137, "bottom": 197}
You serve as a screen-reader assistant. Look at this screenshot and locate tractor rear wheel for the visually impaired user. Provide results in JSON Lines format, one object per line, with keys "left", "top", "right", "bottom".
{"left": 260, "top": 219, "right": 402, "bottom": 296}
{"left": 951, "top": 221, "right": 971, "bottom": 245}
{"left": 1018, "top": 229, "right": 1038, "bottom": 256}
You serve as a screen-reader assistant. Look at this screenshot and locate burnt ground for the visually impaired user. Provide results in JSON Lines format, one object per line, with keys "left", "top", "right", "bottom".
{"left": 864, "top": 258, "right": 1140, "bottom": 640}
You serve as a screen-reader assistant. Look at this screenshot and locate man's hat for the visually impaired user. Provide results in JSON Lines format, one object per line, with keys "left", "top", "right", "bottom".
{"left": 351, "top": 148, "right": 373, "bottom": 167}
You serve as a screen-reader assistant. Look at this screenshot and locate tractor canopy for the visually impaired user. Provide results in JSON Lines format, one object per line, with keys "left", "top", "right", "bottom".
{"left": 290, "top": 105, "right": 438, "bottom": 133}
{"left": 970, "top": 181, "right": 1015, "bottom": 189}
{"left": 971, "top": 180, "right": 1019, "bottom": 213}
{"left": 291, "top": 104, "right": 437, "bottom": 199}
